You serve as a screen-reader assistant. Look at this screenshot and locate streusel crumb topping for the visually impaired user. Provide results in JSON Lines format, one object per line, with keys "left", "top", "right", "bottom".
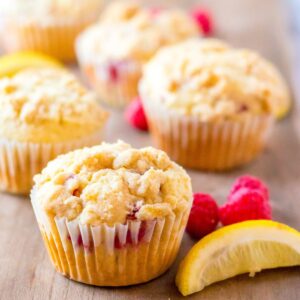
{"left": 33, "top": 141, "right": 193, "bottom": 226}
{"left": 140, "top": 39, "right": 290, "bottom": 120}
{"left": 76, "top": 1, "right": 200, "bottom": 64}
{"left": 0, "top": 68, "right": 108, "bottom": 142}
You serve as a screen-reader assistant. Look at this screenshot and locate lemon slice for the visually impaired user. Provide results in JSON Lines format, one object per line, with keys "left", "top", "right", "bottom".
{"left": 176, "top": 220, "right": 300, "bottom": 296}
{"left": 0, "top": 51, "right": 63, "bottom": 78}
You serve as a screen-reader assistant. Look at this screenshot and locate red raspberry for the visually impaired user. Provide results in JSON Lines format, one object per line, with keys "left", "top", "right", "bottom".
{"left": 229, "top": 175, "right": 269, "bottom": 201}
{"left": 148, "top": 6, "right": 163, "bottom": 17}
{"left": 190, "top": 7, "right": 214, "bottom": 36}
{"left": 108, "top": 64, "right": 119, "bottom": 82}
{"left": 186, "top": 193, "right": 219, "bottom": 239}
{"left": 126, "top": 202, "right": 141, "bottom": 221}
{"left": 220, "top": 188, "right": 272, "bottom": 226}
{"left": 125, "top": 97, "right": 148, "bottom": 131}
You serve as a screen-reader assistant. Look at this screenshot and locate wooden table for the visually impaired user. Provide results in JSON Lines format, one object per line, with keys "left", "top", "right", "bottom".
{"left": 1, "top": 0, "right": 300, "bottom": 299}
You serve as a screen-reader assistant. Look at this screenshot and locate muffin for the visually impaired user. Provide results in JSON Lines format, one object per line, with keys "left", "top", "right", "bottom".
{"left": 140, "top": 39, "right": 290, "bottom": 171}
{"left": 0, "top": 68, "right": 108, "bottom": 194}
{"left": 31, "top": 141, "right": 193, "bottom": 286}
{"left": 76, "top": 1, "right": 201, "bottom": 107}
{"left": 1, "top": 0, "right": 103, "bottom": 62}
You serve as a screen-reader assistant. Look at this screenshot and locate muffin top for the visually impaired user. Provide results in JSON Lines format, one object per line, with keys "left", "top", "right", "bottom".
{"left": 140, "top": 39, "right": 290, "bottom": 121}
{"left": 76, "top": 1, "right": 200, "bottom": 64}
{"left": 0, "top": 68, "right": 108, "bottom": 143}
{"left": 33, "top": 141, "right": 193, "bottom": 226}
{"left": 1, "top": 0, "right": 102, "bottom": 19}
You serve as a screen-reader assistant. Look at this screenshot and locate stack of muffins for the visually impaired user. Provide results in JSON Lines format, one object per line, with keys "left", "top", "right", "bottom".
{"left": 0, "top": 0, "right": 291, "bottom": 288}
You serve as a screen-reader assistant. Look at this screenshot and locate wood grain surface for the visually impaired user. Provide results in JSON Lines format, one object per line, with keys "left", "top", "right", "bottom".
{"left": 1, "top": 0, "right": 300, "bottom": 299}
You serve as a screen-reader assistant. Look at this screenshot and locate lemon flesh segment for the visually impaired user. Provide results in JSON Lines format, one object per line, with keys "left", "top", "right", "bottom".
{"left": 0, "top": 51, "right": 63, "bottom": 78}
{"left": 176, "top": 220, "right": 300, "bottom": 296}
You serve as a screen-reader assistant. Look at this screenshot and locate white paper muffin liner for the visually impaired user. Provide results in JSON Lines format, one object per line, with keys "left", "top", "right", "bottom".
{"left": 142, "top": 100, "right": 274, "bottom": 171}
{"left": 76, "top": 41, "right": 142, "bottom": 108}
{"left": 31, "top": 191, "right": 189, "bottom": 286}
{"left": 2, "top": 15, "right": 99, "bottom": 62}
{"left": 0, "top": 130, "right": 103, "bottom": 195}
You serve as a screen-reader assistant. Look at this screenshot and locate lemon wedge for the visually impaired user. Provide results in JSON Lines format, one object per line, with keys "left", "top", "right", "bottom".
{"left": 176, "top": 220, "right": 300, "bottom": 296}
{"left": 274, "top": 98, "right": 291, "bottom": 120}
{"left": 0, "top": 51, "right": 63, "bottom": 78}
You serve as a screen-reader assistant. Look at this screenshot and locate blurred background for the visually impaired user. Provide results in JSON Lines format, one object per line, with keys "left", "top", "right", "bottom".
{"left": 0, "top": 0, "right": 298, "bottom": 101}
{"left": 0, "top": 0, "right": 296, "bottom": 69}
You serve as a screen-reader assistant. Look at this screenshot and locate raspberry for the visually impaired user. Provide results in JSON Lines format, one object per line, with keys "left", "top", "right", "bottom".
{"left": 148, "top": 6, "right": 163, "bottom": 17}
{"left": 126, "top": 202, "right": 141, "bottom": 220}
{"left": 72, "top": 188, "right": 81, "bottom": 197}
{"left": 190, "top": 7, "right": 214, "bottom": 36}
{"left": 186, "top": 193, "right": 219, "bottom": 239}
{"left": 229, "top": 175, "right": 269, "bottom": 201}
{"left": 220, "top": 188, "right": 272, "bottom": 226}
{"left": 108, "top": 64, "right": 119, "bottom": 82}
{"left": 125, "top": 97, "right": 148, "bottom": 131}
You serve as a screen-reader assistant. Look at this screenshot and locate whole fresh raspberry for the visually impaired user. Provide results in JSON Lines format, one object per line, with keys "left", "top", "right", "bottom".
{"left": 229, "top": 175, "right": 269, "bottom": 201}
{"left": 125, "top": 97, "right": 148, "bottom": 131}
{"left": 220, "top": 188, "right": 272, "bottom": 226}
{"left": 186, "top": 193, "right": 219, "bottom": 239}
{"left": 190, "top": 7, "right": 214, "bottom": 36}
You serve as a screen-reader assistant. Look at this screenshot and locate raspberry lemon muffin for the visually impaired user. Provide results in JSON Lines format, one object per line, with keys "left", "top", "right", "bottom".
{"left": 140, "top": 39, "right": 290, "bottom": 171}
{"left": 76, "top": 1, "right": 200, "bottom": 107}
{"left": 1, "top": 0, "right": 103, "bottom": 61}
{"left": 31, "top": 141, "right": 193, "bottom": 286}
{"left": 0, "top": 68, "right": 108, "bottom": 194}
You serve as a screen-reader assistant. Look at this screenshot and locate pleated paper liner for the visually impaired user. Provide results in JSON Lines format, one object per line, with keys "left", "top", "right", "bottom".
{"left": 2, "top": 16, "right": 97, "bottom": 62}
{"left": 0, "top": 130, "right": 103, "bottom": 195}
{"left": 143, "top": 101, "right": 274, "bottom": 171}
{"left": 81, "top": 63, "right": 141, "bottom": 108}
{"left": 31, "top": 192, "right": 189, "bottom": 286}
{"left": 76, "top": 41, "right": 142, "bottom": 108}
